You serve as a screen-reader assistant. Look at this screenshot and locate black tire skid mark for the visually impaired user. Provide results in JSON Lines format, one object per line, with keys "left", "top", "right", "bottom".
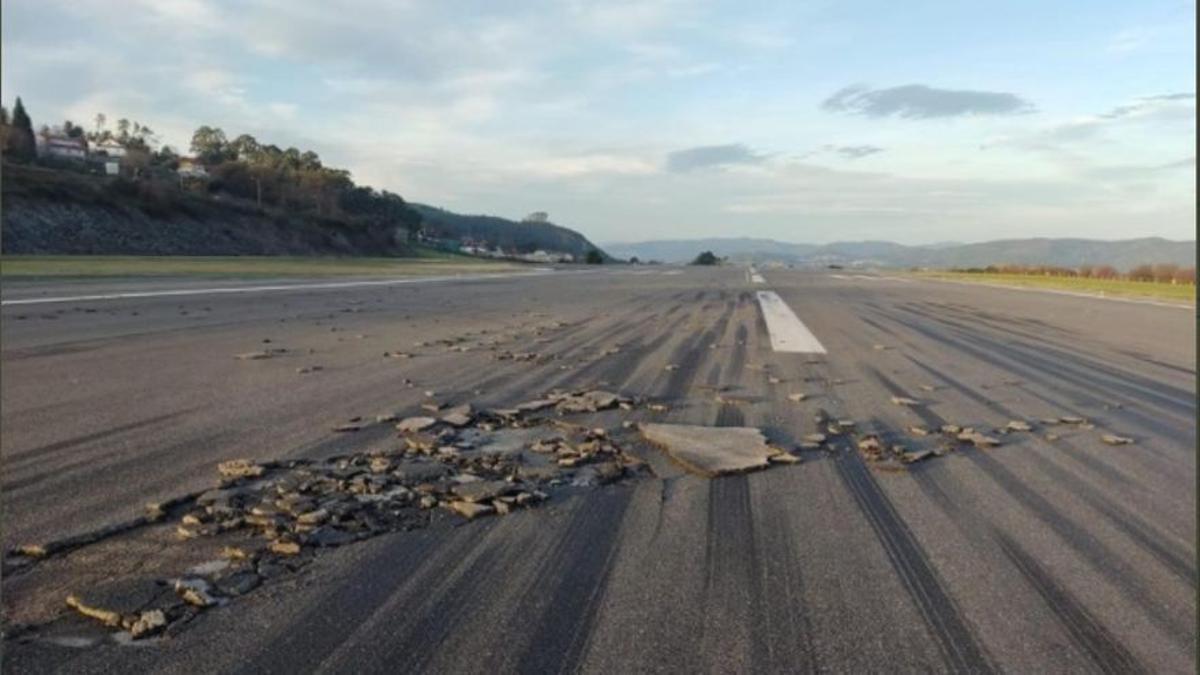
{"left": 240, "top": 528, "right": 490, "bottom": 674}
{"left": 660, "top": 301, "right": 738, "bottom": 401}
{"left": 862, "top": 365, "right": 948, "bottom": 431}
{"left": 963, "top": 450, "right": 1195, "bottom": 649}
{"left": 702, "top": 474, "right": 770, "bottom": 674}
{"left": 874, "top": 305, "right": 1195, "bottom": 451}
{"left": 3, "top": 409, "right": 194, "bottom": 474}
{"left": 470, "top": 315, "right": 642, "bottom": 393}
{"left": 991, "top": 530, "right": 1147, "bottom": 675}
{"left": 903, "top": 354, "right": 1143, "bottom": 491}
{"left": 912, "top": 471, "right": 1148, "bottom": 674}
{"left": 832, "top": 444, "right": 997, "bottom": 674}
{"left": 515, "top": 488, "right": 634, "bottom": 675}
{"left": 873, "top": 353, "right": 1196, "bottom": 602}
{"left": 893, "top": 304, "right": 1194, "bottom": 421}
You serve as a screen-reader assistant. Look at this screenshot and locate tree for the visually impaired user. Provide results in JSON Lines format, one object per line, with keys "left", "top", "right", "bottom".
{"left": 629, "top": 256, "right": 640, "bottom": 264}
{"left": 1152, "top": 263, "right": 1179, "bottom": 284}
{"left": 63, "top": 120, "right": 84, "bottom": 138}
{"left": 0, "top": 106, "right": 8, "bottom": 125}
{"left": 6, "top": 97, "right": 37, "bottom": 161}
{"left": 585, "top": 249, "right": 604, "bottom": 264}
{"left": 155, "top": 145, "right": 180, "bottom": 169}
{"left": 228, "top": 134, "right": 260, "bottom": 161}
{"left": 691, "top": 251, "right": 720, "bottom": 266}
{"left": 299, "top": 150, "right": 321, "bottom": 170}
{"left": 523, "top": 211, "right": 549, "bottom": 223}
{"left": 1128, "top": 264, "right": 1155, "bottom": 282}
{"left": 12, "top": 97, "right": 33, "bottom": 131}
{"left": 190, "top": 125, "right": 229, "bottom": 163}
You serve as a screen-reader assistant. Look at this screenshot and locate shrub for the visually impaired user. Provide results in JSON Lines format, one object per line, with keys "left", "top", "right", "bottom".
{"left": 1128, "top": 264, "right": 1155, "bottom": 282}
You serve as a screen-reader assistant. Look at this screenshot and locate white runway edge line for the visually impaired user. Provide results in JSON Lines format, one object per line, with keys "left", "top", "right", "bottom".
{"left": 755, "top": 291, "right": 827, "bottom": 354}
{"left": 0, "top": 269, "right": 563, "bottom": 306}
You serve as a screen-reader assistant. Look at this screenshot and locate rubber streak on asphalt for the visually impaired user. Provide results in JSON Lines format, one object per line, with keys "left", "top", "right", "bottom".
{"left": 755, "top": 290, "right": 826, "bottom": 353}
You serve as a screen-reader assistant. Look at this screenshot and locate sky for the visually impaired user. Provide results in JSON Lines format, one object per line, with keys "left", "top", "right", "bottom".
{"left": 2, "top": 0, "right": 1195, "bottom": 245}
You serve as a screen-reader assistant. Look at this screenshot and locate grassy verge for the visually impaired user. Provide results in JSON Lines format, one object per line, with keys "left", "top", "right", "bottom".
{"left": 0, "top": 253, "right": 526, "bottom": 279}
{"left": 913, "top": 271, "right": 1196, "bottom": 303}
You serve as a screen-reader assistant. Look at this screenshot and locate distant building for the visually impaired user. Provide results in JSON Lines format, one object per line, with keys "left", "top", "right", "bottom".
{"left": 177, "top": 157, "right": 208, "bottom": 178}
{"left": 91, "top": 138, "right": 127, "bottom": 158}
{"left": 519, "top": 249, "right": 574, "bottom": 263}
{"left": 37, "top": 134, "right": 87, "bottom": 160}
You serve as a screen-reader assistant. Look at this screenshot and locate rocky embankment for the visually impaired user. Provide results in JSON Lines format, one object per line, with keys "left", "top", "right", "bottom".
{"left": 1, "top": 193, "right": 414, "bottom": 256}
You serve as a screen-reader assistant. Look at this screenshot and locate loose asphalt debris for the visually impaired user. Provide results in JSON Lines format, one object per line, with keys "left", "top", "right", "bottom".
{"left": 6, "top": 342, "right": 1145, "bottom": 649}
{"left": 2, "top": 387, "right": 655, "bottom": 645}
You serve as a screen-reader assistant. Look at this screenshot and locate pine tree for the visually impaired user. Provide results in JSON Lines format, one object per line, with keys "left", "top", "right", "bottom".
{"left": 12, "top": 98, "right": 32, "bottom": 131}
{"left": 7, "top": 97, "right": 36, "bottom": 161}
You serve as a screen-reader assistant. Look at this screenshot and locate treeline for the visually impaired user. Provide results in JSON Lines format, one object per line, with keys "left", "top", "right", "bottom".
{"left": 189, "top": 126, "right": 419, "bottom": 236}
{"left": 953, "top": 263, "right": 1196, "bottom": 285}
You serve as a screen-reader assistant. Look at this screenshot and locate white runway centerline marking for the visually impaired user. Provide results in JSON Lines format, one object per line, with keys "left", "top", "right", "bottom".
{"left": 0, "top": 269, "right": 560, "bottom": 306}
{"left": 755, "top": 291, "right": 827, "bottom": 353}
{"left": 750, "top": 273, "right": 766, "bottom": 284}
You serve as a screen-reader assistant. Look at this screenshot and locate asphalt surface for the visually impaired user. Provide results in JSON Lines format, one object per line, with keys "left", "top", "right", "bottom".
{"left": 1, "top": 266, "right": 1195, "bottom": 673}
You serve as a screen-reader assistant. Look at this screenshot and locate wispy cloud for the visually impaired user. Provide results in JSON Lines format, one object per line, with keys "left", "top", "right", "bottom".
{"left": 1099, "top": 92, "right": 1195, "bottom": 119}
{"left": 822, "top": 84, "right": 1034, "bottom": 119}
{"left": 829, "top": 144, "right": 885, "bottom": 159}
{"left": 665, "top": 144, "right": 765, "bottom": 172}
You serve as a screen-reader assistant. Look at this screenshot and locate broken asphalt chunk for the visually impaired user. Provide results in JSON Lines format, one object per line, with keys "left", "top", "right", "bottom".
{"left": 446, "top": 501, "right": 495, "bottom": 520}
{"left": 396, "top": 417, "right": 438, "bottom": 433}
{"left": 217, "top": 459, "right": 265, "bottom": 479}
{"left": 639, "top": 423, "right": 776, "bottom": 477}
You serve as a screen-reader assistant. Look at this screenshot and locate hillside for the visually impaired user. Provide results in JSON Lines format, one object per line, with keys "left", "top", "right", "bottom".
{"left": 605, "top": 236, "right": 1195, "bottom": 270}
{"left": 1, "top": 164, "right": 420, "bottom": 256}
{"left": 410, "top": 204, "right": 607, "bottom": 260}
{"left": 0, "top": 164, "right": 607, "bottom": 260}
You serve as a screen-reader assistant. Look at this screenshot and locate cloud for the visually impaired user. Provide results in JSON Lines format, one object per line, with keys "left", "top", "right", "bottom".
{"left": 992, "top": 93, "right": 1196, "bottom": 151}
{"left": 1084, "top": 156, "right": 1196, "bottom": 180}
{"left": 1099, "top": 92, "right": 1195, "bottom": 119}
{"left": 830, "top": 144, "right": 884, "bottom": 159}
{"left": 665, "top": 144, "right": 765, "bottom": 172}
{"left": 1159, "top": 156, "right": 1195, "bottom": 169}
{"left": 822, "top": 84, "right": 1034, "bottom": 119}
{"left": 513, "top": 153, "right": 658, "bottom": 178}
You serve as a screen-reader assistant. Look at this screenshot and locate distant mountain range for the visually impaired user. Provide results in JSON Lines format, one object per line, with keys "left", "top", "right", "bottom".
{"left": 601, "top": 237, "right": 1195, "bottom": 270}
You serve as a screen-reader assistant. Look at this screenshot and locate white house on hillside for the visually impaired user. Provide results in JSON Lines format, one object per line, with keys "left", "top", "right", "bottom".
{"left": 90, "top": 138, "right": 127, "bottom": 158}
{"left": 37, "top": 134, "right": 88, "bottom": 160}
